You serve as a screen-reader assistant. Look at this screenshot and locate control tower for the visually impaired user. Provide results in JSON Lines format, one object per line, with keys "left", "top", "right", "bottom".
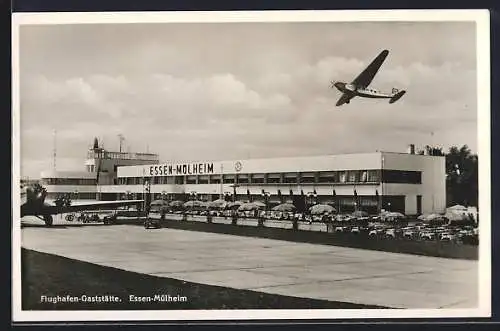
{"left": 85, "top": 137, "right": 159, "bottom": 185}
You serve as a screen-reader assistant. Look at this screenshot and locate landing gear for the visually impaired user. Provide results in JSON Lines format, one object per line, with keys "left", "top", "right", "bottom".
{"left": 346, "top": 100, "right": 350, "bottom": 104}
{"left": 43, "top": 214, "right": 53, "bottom": 226}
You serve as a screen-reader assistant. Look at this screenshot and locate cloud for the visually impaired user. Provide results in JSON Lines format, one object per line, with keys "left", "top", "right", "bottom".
{"left": 18, "top": 22, "right": 478, "bottom": 178}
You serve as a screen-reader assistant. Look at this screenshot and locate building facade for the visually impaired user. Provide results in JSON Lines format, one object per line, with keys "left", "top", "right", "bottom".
{"left": 103, "top": 151, "right": 445, "bottom": 215}
{"left": 39, "top": 141, "right": 446, "bottom": 215}
{"left": 40, "top": 138, "right": 159, "bottom": 200}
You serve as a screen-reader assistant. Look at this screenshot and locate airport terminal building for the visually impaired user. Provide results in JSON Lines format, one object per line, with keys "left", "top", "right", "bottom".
{"left": 39, "top": 141, "right": 446, "bottom": 215}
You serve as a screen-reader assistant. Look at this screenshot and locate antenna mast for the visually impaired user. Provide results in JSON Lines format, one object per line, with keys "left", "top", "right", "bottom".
{"left": 118, "top": 134, "right": 125, "bottom": 153}
{"left": 53, "top": 129, "right": 57, "bottom": 171}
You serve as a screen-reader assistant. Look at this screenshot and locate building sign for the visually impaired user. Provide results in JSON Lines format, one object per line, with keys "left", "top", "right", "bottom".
{"left": 149, "top": 163, "right": 215, "bottom": 176}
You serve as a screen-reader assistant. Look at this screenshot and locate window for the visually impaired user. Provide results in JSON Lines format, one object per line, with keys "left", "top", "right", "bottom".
{"left": 360, "top": 171, "right": 368, "bottom": 182}
{"left": 347, "top": 171, "right": 359, "bottom": 183}
{"left": 367, "top": 170, "right": 380, "bottom": 182}
{"left": 210, "top": 175, "right": 221, "bottom": 184}
{"left": 267, "top": 173, "right": 281, "bottom": 184}
{"left": 338, "top": 171, "right": 347, "bottom": 183}
{"left": 300, "top": 172, "right": 316, "bottom": 184}
{"left": 186, "top": 176, "right": 197, "bottom": 184}
{"left": 381, "top": 170, "right": 422, "bottom": 184}
{"left": 251, "top": 174, "right": 264, "bottom": 184}
{"left": 198, "top": 175, "right": 209, "bottom": 184}
{"left": 237, "top": 174, "right": 249, "bottom": 184}
{"left": 223, "top": 175, "right": 235, "bottom": 184}
{"left": 318, "top": 171, "right": 337, "bottom": 183}
{"left": 283, "top": 173, "right": 297, "bottom": 184}
{"left": 175, "top": 176, "right": 184, "bottom": 184}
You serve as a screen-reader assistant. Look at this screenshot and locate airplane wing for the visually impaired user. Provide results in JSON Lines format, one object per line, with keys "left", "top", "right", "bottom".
{"left": 351, "top": 49, "right": 389, "bottom": 88}
{"left": 336, "top": 92, "right": 355, "bottom": 106}
{"left": 42, "top": 200, "right": 144, "bottom": 215}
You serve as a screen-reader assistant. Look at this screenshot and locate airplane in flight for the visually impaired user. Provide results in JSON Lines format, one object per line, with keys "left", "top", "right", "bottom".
{"left": 330, "top": 49, "right": 406, "bottom": 107}
{"left": 20, "top": 183, "right": 144, "bottom": 226}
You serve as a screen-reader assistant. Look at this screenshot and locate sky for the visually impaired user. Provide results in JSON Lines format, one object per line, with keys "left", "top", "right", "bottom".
{"left": 18, "top": 20, "right": 478, "bottom": 178}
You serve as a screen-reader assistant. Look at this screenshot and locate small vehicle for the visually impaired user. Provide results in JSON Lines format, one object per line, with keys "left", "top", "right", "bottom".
{"left": 385, "top": 228, "right": 396, "bottom": 239}
{"left": 351, "top": 226, "right": 360, "bottom": 234}
{"left": 335, "top": 226, "right": 344, "bottom": 233}
{"left": 440, "top": 232, "right": 455, "bottom": 241}
{"left": 403, "top": 228, "right": 416, "bottom": 239}
{"left": 420, "top": 231, "right": 435, "bottom": 240}
{"left": 103, "top": 214, "right": 117, "bottom": 225}
{"left": 144, "top": 218, "right": 161, "bottom": 229}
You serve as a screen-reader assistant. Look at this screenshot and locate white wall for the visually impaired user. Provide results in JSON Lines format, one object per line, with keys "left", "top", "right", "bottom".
{"left": 117, "top": 153, "right": 383, "bottom": 178}
{"left": 382, "top": 152, "right": 446, "bottom": 214}
{"left": 44, "top": 185, "right": 97, "bottom": 193}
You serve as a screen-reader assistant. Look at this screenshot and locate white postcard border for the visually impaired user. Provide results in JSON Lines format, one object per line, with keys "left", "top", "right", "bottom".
{"left": 11, "top": 9, "right": 491, "bottom": 322}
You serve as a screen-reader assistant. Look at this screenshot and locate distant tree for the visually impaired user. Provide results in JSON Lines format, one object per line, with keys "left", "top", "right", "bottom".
{"left": 417, "top": 145, "right": 445, "bottom": 156}
{"left": 446, "top": 145, "right": 478, "bottom": 207}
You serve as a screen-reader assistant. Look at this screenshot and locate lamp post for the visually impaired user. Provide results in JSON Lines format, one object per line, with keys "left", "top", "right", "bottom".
{"left": 307, "top": 191, "right": 317, "bottom": 206}
{"left": 190, "top": 191, "right": 197, "bottom": 216}
{"left": 230, "top": 184, "right": 240, "bottom": 202}
{"left": 261, "top": 190, "right": 270, "bottom": 211}
{"left": 261, "top": 190, "right": 270, "bottom": 226}
{"left": 143, "top": 179, "right": 150, "bottom": 213}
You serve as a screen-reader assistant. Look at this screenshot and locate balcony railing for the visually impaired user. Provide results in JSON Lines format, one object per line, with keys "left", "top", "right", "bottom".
{"left": 87, "top": 150, "right": 159, "bottom": 161}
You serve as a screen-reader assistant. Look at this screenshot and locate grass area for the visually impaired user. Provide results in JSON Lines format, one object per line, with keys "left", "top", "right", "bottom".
{"left": 22, "top": 248, "right": 386, "bottom": 310}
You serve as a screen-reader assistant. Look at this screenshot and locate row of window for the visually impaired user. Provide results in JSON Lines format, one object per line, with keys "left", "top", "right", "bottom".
{"left": 115, "top": 170, "right": 421, "bottom": 186}
{"left": 87, "top": 151, "right": 159, "bottom": 161}
{"left": 42, "top": 178, "right": 96, "bottom": 186}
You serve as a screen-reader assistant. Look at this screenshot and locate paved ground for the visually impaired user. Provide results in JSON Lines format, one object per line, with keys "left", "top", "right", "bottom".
{"left": 21, "top": 218, "right": 478, "bottom": 309}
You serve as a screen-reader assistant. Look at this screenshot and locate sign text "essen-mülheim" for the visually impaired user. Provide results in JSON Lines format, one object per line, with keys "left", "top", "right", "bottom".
{"left": 149, "top": 163, "right": 215, "bottom": 176}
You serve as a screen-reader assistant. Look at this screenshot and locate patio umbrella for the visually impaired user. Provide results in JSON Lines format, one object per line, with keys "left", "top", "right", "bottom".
{"left": 447, "top": 204, "right": 467, "bottom": 211}
{"left": 207, "top": 199, "right": 228, "bottom": 209}
{"left": 169, "top": 200, "right": 184, "bottom": 208}
{"left": 184, "top": 200, "right": 204, "bottom": 208}
{"left": 445, "top": 211, "right": 469, "bottom": 222}
{"left": 252, "top": 201, "right": 266, "bottom": 208}
{"left": 272, "top": 203, "right": 296, "bottom": 212}
{"left": 309, "top": 204, "right": 336, "bottom": 215}
{"left": 226, "top": 201, "right": 244, "bottom": 209}
{"left": 150, "top": 199, "right": 168, "bottom": 206}
{"left": 238, "top": 202, "right": 265, "bottom": 211}
{"left": 386, "top": 211, "right": 405, "bottom": 218}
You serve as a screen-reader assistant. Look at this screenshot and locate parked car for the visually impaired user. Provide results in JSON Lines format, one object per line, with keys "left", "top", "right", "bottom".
{"left": 144, "top": 218, "right": 161, "bottom": 229}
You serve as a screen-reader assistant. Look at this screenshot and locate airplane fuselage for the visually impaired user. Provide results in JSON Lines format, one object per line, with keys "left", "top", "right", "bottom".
{"left": 334, "top": 82, "right": 393, "bottom": 99}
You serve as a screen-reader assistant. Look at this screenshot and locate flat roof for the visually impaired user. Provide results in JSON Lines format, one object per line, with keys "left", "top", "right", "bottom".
{"left": 40, "top": 171, "right": 97, "bottom": 179}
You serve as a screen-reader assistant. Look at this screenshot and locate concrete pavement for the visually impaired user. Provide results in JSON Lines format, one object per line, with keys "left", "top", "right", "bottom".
{"left": 21, "top": 220, "right": 478, "bottom": 309}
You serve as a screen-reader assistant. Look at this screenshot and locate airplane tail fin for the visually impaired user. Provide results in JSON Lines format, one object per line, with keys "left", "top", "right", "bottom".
{"left": 389, "top": 90, "right": 406, "bottom": 104}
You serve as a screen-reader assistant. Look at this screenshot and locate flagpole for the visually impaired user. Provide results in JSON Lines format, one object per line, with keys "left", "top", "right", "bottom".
{"left": 220, "top": 164, "right": 223, "bottom": 200}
